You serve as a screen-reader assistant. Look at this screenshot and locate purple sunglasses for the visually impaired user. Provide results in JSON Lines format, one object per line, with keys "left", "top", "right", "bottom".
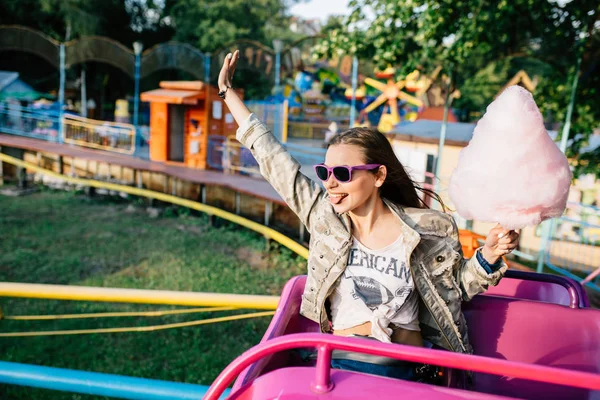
{"left": 313, "top": 163, "right": 382, "bottom": 183}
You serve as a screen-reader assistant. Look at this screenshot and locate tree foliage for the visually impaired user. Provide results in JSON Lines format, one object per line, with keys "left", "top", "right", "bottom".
{"left": 0, "top": 0, "right": 304, "bottom": 99}
{"left": 166, "top": 0, "right": 302, "bottom": 53}
{"left": 0, "top": 0, "right": 173, "bottom": 45}
{"left": 317, "top": 0, "right": 600, "bottom": 177}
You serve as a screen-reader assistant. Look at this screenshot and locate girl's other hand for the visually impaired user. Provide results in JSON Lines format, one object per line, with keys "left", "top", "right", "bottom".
{"left": 482, "top": 224, "right": 520, "bottom": 264}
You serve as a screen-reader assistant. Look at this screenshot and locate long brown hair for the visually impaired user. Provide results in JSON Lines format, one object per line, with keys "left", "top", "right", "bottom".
{"left": 328, "top": 127, "right": 446, "bottom": 210}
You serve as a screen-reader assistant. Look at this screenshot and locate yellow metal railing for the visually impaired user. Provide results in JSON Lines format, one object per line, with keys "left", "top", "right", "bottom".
{"left": 0, "top": 311, "right": 276, "bottom": 337}
{"left": 63, "top": 114, "right": 136, "bottom": 155}
{"left": 2, "top": 306, "right": 238, "bottom": 320}
{"left": 0, "top": 152, "right": 309, "bottom": 259}
{"left": 0, "top": 282, "right": 279, "bottom": 309}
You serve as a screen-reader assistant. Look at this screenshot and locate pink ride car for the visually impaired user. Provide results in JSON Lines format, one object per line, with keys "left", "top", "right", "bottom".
{"left": 206, "top": 271, "right": 600, "bottom": 400}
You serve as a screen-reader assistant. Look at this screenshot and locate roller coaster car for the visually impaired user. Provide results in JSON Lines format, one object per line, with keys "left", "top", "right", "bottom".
{"left": 206, "top": 271, "right": 600, "bottom": 399}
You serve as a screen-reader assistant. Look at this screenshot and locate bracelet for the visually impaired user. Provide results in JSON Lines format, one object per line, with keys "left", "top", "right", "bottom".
{"left": 476, "top": 248, "right": 502, "bottom": 274}
{"left": 218, "top": 86, "right": 232, "bottom": 99}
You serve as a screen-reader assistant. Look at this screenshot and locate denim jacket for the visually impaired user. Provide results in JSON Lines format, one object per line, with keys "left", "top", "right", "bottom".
{"left": 237, "top": 114, "right": 507, "bottom": 353}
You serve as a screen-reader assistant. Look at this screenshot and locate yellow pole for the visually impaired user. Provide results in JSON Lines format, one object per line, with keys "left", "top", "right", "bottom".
{"left": 0, "top": 282, "right": 280, "bottom": 309}
{"left": 282, "top": 100, "right": 289, "bottom": 143}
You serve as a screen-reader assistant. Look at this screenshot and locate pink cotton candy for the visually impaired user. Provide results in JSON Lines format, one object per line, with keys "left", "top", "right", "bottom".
{"left": 448, "top": 85, "right": 572, "bottom": 230}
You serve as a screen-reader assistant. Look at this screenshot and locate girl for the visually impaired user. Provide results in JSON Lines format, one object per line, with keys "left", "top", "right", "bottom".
{"left": 218, "top": 51, "right": 519, "bottom": 380}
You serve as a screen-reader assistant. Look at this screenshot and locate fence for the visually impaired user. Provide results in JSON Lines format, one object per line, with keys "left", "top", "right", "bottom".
{"left": 0, "top": 361, "right": 224, "bottom": 400}
{"left": 543, "top": 203, "right": 600, "bottom": 292}
{"left": 0, "top": 103, "right": 59, "bottom": 141}
{"left": 4, "top": 99, "right": 597, "bottom": 293}
{"left": 222, "top": 136, "right": 262, "bottom": 177}
{"left": 63, "top": 114, "right": 136, "bottom": 155}
{"left": 207, "top": 135, "right": 226, "bottom": 170}
{"left": 245, "top": 100, "right": 287, "bottom": 142}
{"left": 0, "top": 101, "right": 137, "bottom": 156}
{"left": 284, "top": 142, "right": 326, "bottom": 166}
{"left": 287, "top": 121, "right": 350, "bottom": 141}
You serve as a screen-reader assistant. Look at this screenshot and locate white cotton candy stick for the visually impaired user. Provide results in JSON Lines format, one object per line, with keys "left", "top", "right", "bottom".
{"left": 448, "top": 85, "right": 572, "bottom": 230}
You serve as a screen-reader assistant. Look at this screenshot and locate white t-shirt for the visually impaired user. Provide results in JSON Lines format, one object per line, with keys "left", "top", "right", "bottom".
{"left": 329, "top": 235, "right": 420, "bottom": 343}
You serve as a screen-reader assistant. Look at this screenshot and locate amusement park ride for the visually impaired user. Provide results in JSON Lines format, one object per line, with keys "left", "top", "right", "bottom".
{"left": 359, "top": 67, "right": 424, "bottom": 133}
{"left": 201, "top": 242, "right": 600, "bottom": 399}
{"left": 338, "top": 65, "right": 460, "bottom": 133}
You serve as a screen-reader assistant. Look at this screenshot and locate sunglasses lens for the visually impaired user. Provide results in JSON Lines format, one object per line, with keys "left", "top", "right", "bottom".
{"left": 315, "top": 166, "right": 329, "bottom": 181}
{"left": 333, "top": 167, "right": 351, "bottom": 182}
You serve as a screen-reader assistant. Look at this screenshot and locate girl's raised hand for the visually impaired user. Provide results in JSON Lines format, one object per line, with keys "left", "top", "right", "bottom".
{"left": 218, "top": 50, "right": 239, "bottom": 92}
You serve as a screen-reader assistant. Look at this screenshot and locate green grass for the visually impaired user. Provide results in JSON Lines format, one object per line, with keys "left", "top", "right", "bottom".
{"left": 0, "top": 190, "right": 306, "bottom": 399}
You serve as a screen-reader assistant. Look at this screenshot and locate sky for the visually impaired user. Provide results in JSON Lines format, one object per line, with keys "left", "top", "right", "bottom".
{"left": 289, "top": 0, "right": 350, "bottom": 22}
{"left": 289, "top": 0, "right": 574, "bottom": 22}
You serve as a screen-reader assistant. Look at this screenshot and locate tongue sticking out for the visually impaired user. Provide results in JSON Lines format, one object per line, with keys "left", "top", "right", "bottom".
{"left": 330, "top": 194, "right": 347, "bottom": 205}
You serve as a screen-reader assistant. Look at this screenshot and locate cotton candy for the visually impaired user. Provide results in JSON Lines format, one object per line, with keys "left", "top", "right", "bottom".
{"left": 448, "top": 85, "right": 572, "bottom": 230}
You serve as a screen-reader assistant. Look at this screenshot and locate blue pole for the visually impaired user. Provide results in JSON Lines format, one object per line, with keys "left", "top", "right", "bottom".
{"left": 0, "top": 361, "right": 229, "bottom": 400}
{"left": 58, "top": 44, "right": 65, "bottom": 144}
{"left": 537, "top": 219, "right": 555, "bottom": 273}
{"left": 204, "top": 53, "right": 211, "bottom": 84}
{"left": 274, "top": 48, "right": 282, "bottom": 141}
{"left": 558, "top": 54, "right": 581, "bottom": 154}
{"left": 133, "top": 51, "right": 141, "bottom": 128}
{"left": 275, "top": 50, "right": 281, "bottom": 95}
{"left": 350, "top": 56, "right": 358, "bottom": 128}
{"left": 434, "top": 73, "right": 452, "bottom": 199}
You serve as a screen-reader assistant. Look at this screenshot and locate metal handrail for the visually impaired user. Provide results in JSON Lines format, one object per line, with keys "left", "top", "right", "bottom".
{"left": 62, "top": 114, "right": 136, "bottom": 155}
{"left": 205, "top": 333, "right": 600, "bottom": 399}
{"left": 503, "top": 269, "right": 589, "bottom": 308}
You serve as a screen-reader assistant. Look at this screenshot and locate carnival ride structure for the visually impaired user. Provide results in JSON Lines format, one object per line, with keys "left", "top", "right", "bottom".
{"left": 205, "top": 243, "right": 600, "bottom": 400}
{"left": 358, "top": 67, "right": 424, "bottom": 133}
{"left": 205, "top": 271, "right": 600, "bottom": 400}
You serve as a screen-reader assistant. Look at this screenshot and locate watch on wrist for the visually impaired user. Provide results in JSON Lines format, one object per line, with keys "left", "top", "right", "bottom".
{"left": 218, "top": 86, "right": 232, "bottom": 99}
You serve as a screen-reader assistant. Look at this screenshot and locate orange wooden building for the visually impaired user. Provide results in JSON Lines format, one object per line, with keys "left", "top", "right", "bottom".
{"left": 140, "top": 81, "right": 240, "bottom": 169}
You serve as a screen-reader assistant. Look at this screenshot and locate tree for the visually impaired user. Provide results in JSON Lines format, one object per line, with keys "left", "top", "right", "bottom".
{"left": 1, "top": 0, "right": 307, "bottom": 101}
{"left": 0, "top": 0, "right": 173, "bottom": 45}
{"left": 164, "top": 0, "right": 305, "bottom": 97}
{"left": 0, "top": 0, "right": 176, "bottom": 119}
{"left": 167, "top": 0, "right": 301, "bottom": 52}
{"left": 316, "top": 0, "right": 600, "bottom": 177}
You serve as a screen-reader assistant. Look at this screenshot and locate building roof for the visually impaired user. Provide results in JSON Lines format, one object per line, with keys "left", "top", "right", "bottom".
{"left": 497, "top": 70, "right": 537, "bottom": 96}
{"left": 159, "top": 81, "right": 205, "bottom": 91}
{"left": 0, "top": 71, "right": 19, "bottom": 91}
{"left": 0, "top": 70, "right": 37, "bottom": 100}
{"left": 416, "top": 106, "right": 458, "bottom": 122}
{"left": 140, "top": 89, "right": 205, "bottom": 104}
{"left": 581, "top": 133, "right": 600, "bottom": 154}
{"left": 388, "top": 119, "right": 476, "bottom": 146}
